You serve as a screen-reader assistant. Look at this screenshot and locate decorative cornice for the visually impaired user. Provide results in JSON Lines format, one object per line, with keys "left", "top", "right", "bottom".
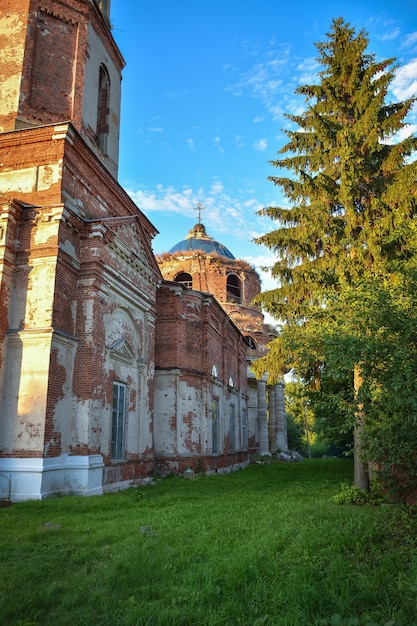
{"left": 38, "top": 6, "right": 78, "bottom": 27}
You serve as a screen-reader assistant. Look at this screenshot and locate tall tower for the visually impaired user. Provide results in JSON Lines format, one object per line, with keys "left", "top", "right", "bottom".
{"left": 0, "top": 0, "right": 124, "bottom": 177}
{"left": 0, "top": 1, "right": 161, "bottom": 500}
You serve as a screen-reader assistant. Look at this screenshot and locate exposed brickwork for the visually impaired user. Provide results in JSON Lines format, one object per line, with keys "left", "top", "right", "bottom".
{"left": 154, "top": 450, "right": 252, "bottom": 476}
{"left": 157, "top": 251, "right": 277, "bottom": 355}
{"left": 0, "top": 0, "right": 124, "bottom": 131}
{"left": 154, "top": 281, "right": 250, "bottom": 472}
{"left": 0, "top": 123, "right": 161, "bottom": 483}
{"left": 157, "top": 253, "right": 261, "bottom": 305}
{"left": 0, "top": 0, "right": 282, "bottom": 500}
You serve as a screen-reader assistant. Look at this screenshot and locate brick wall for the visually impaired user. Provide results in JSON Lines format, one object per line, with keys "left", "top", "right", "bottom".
{"left": 154, "top": 281, "right": 250, "bottom": 472}
{"left": 157, "top": 253, "right": 261, "bottom": 306}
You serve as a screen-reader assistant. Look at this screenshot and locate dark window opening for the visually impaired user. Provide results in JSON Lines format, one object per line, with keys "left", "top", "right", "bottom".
{"left": 111, "top": 381, "right": 126, "bottom": 459}
{"left": 245, "top": 336, "right": 257, "bottom": 349}
{"left": 96, "top": 65, "right": 110, "bottom": 153}
{"left": 174, "top": 272, "right": 193, "bottom": 289}
{"left": 230, "top": 404, "right": 236, "bottom": 451}
{"left": 226, "top": 274, "right": 241, "bottom": 303}
{"left": 212, "top": 398, "right": 219, "bottom": 454}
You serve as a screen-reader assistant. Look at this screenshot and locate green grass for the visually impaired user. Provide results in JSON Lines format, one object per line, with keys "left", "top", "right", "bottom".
{"left": 1, "top": 459, "right": 417, "bottom": 626}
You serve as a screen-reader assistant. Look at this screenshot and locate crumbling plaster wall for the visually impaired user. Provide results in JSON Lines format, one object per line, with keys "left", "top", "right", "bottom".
{"left": 0, "top": 122, "right": 161, "bottom": 496}
{"left": 158, "top": 254, "right": 262, "bottom": 306}
{"left": 0, "top": 2, "right": 30, "bottom": 132}
{"left": 82, "top": 20, "right": 123, "bottom": 177}
{"left": 154, "top": 281, "right": 249, "bottom": 472}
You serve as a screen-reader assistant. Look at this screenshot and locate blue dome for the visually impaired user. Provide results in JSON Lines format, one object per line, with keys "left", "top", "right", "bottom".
{"left": 168, "top": 223, "right": 235, "bottom": 259}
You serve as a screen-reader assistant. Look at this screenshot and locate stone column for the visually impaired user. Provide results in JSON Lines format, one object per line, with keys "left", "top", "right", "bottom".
{"left": 268, "top": 385, "right": 276, "bottom": 454}
{"left": 275, "top": 381, "right": 288, "bottom": 451}
{"left": 257, "top": 379, "right": 270, "bottom": 456}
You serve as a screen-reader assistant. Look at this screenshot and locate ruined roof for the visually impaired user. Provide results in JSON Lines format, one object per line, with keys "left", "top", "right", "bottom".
{"left": 168, "top": 223, "right": 235, "bottom": 259}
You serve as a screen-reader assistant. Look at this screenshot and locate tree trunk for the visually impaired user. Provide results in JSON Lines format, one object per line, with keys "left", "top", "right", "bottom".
{"left": 353, "top": 365, "right": 370, "bottom": 491}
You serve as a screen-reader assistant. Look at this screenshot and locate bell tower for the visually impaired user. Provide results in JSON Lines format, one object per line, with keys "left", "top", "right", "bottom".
{"left": 0, "top": 0, "right": 124, "bottom": 177}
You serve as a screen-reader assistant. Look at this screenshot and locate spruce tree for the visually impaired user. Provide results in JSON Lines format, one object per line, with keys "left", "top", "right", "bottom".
{"left": 254, "top": 18, "right": 417, "bottom": 488}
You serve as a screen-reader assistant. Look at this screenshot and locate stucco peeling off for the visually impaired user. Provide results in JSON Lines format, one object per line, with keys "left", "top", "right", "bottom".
{"left": 0, "top": 167, "right": 37, "bottom": 194}
{"left": 0, "top": 162, "right": 62, "bottom": 195}
{"left": 82, "top": 299, "right": 94, "bottom": 338}
{"left": 0, "top": 15, "right": 26, "bottom": 124}
{"left": 37, "top": 163, "right": 62, "bottom": 191}
{"left": 25, "top": 263, "right": 55, "bottom": 326}
{"left": 49, "top": 335, "right": 77, "bottom": 451}
{"left": 0, "top": 75, "right": 22, "bottom": 123}
{"left": 34, "top": 210, "right": 62, "bottom": 245}
{"left": 71, "top": 399, "right": 101, "bottom": 449}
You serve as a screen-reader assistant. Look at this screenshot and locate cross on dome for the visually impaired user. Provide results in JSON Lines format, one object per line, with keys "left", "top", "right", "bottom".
{"left": 194, "top": 202, "right": 206, "bottom": 224}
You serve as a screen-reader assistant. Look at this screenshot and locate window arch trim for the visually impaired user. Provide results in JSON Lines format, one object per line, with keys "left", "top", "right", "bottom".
{"left": 226, "top": 273, "right": 241, "bottom": 303}
{"left": 96, "top": 64, "right": 110, "bottom": 153}
{"left": 174, "top": 272, "right": 193, "bottom": 289}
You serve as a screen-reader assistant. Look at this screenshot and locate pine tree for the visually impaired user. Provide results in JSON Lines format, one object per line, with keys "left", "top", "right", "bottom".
{"left": 254, "top": 18, "right": 417, "bottom": 488}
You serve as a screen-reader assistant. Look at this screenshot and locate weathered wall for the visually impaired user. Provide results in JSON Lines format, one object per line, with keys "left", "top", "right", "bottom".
{"left": 0, "top": 0, "right": 124, "bottom": 177}
{"left": 157, "top": 251, "right": 276, "bottom": 355}
{"left": 0, "top": 122, "right": 161, "bottom": 498}
{"left": 153, "top": 281, "right": 250, "bottom": 474}
{"left": 158, "top": 254, "right": 262, "bottom": 306}
{"left": 81, "top": 18, "right": 123, "bottom": 176}
{"left": 0, "top": 0, "right": 31, "bottom": 132}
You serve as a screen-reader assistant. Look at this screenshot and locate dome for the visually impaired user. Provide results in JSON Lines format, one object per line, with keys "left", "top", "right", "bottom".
{"left": 168, "top": 223, "right": 235, "bottom": 259}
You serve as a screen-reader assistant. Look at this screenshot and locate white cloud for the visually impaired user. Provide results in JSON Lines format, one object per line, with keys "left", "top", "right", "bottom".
{"left": 225, "top": 45, "right": 295, "bottom": 120}
{"left": 126, "top": 185, "right": 196, "bottom": 214}
{"left": 379, "top": 27, "right": 400, "bottom": 42}
{"left": 296, "top": 56, "right": 320, "bottom": 84}
{"left": 391, "top": 59, "right": 417, "bottom": 100}
{"left": 401, "top": 32, "right": 417, "bottom": 51}
{"left": 254, "top": 138, "right": 268, "bottom": 151}
{"left": 213, "top": 136, "right": 225, "bottom": 152}
{"left": 210, "top": 180, "right": 224, "bottom": 194}
{"left": 148, "top": 127, "right": 163, "bottom": 133}
{"left": 383, "top": 123, "right": 417, "bottom": 145}
{"left": 124, "top": 181, "right": 263, "bottom": 241}
{"left": 243, "top": 252, "right": 279, "bottom": 293}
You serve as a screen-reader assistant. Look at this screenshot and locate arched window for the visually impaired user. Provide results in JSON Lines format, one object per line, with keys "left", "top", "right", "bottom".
{"left": 96, "top": 64, "right": 110, "bottom": 153}
{"left": 174, "top": 272, "right": 193, "bottom": 289}
{"left": 245, "top": 336, "right": 257, "bottom": 349}
{"left": 226, "top": 274, "right": 241, "bottom": 303}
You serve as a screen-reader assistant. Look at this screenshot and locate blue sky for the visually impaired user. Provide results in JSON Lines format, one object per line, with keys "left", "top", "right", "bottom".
{"left": 110, "top": 0, "right": 417, "bottom": 291}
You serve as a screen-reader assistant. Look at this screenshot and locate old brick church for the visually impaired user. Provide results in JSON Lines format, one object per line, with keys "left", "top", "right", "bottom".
{"left": 0, "top": 0, "right": 287, "bottom": 501}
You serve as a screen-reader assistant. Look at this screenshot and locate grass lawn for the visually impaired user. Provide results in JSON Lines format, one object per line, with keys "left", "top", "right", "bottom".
{"left": 1, "top": 459, "right": 417, "bottom": 626}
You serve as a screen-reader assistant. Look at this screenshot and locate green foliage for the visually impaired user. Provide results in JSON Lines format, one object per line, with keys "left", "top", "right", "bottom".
{"left": 268, "top": 269, "right": 417, "bottom": 499}
{"left": 254, "top": 18, "right": 417, "bottom": 330}
{"left": 253, "top": 17, "right": 417, "bottom": 378}
{"left": 332, "top": 482, "right": 384, "bottom": 506}
{"left": 364, "top": 414, "right": 417, "bottom": 504}
{"left": 285, "top": 380, "right": 316, "bottom": 453}
{"left": 285, "top": 412, "right": 304, "bottom": 451}
{"left": 252, "top": 17, "right": 417, "bottom": 493}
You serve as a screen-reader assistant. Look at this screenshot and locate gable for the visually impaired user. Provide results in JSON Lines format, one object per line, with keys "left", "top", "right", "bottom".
{"left": 92, "top": 215, "right": 162, "bottom": 283}
{"left": 108, "top": 338, "right": 135, "bottom": 365}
